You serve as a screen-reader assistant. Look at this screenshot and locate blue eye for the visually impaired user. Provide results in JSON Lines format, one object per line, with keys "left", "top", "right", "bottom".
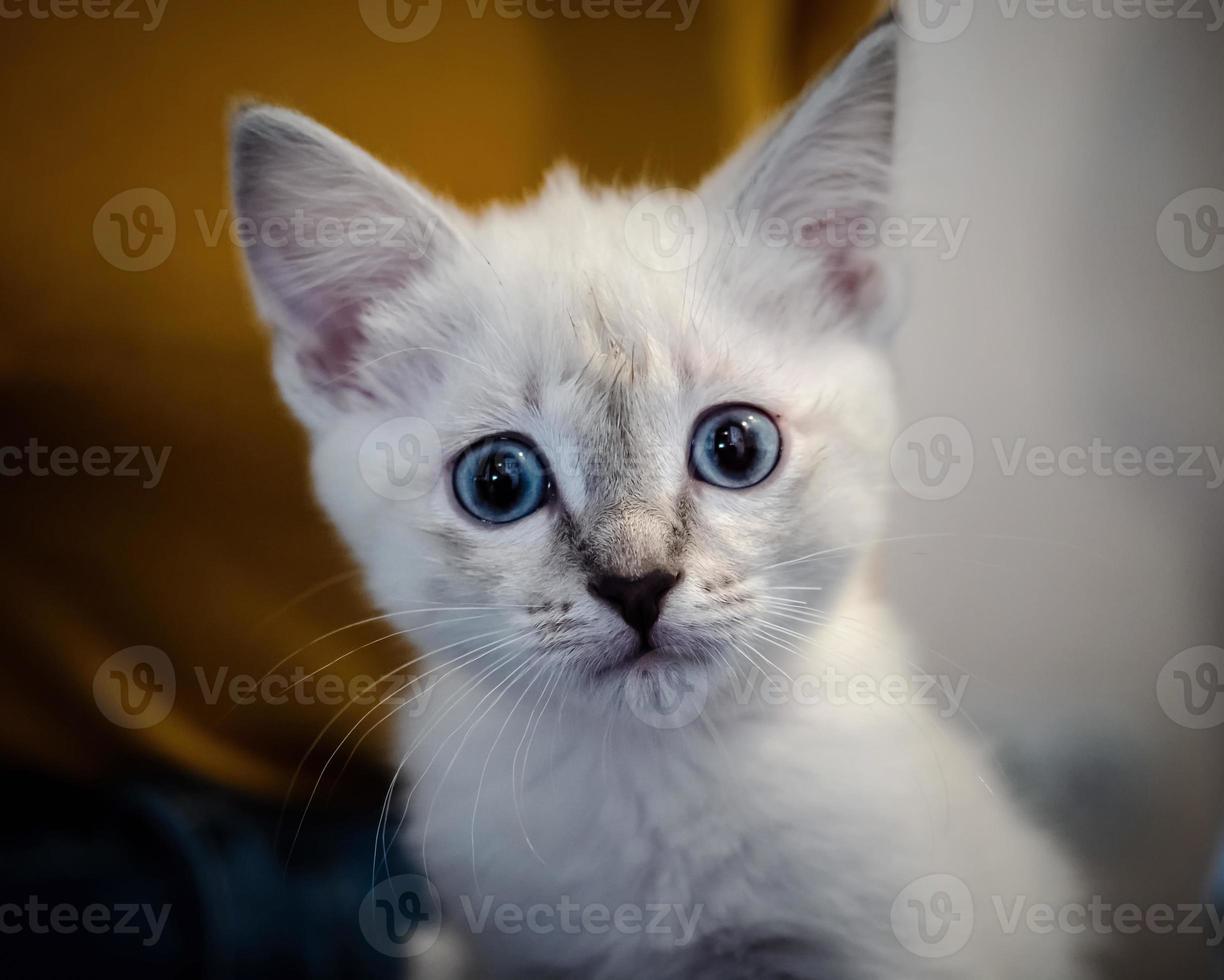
{"left": 690, "top": 404, "right": 781, "bottom": 489}
{"left": 453, "top": 436, "right": 550, "bottom": 524}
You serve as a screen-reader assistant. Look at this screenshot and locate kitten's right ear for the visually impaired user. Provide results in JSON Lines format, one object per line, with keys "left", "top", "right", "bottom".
{"left": 229, "top": 104, "right": 458, "bottom": 430}
{"left": 697, "top": 22, "right": 899, "bottom": 340}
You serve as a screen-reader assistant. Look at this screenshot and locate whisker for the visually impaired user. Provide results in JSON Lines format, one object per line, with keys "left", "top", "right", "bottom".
{"left": 325, "top": 345, "right": 495, "bottom": 387}
{"left": 259, "top": 603, "right": 529, "bottom": 683}
{"left": 254, "top": 568, "right": 361, "bottom": 629}
{"left": 283, "top": 612, "right": 501, "bottom": 693}
{"left": 280, "top": 625, "right": 522, "bottom": 865}
{"left": 470, "top": 658, "right": 550, "bottom": 892}
{"left": 396, "top": 645, "right": 533, "bottom": 877}
{"left": 331, "top": 624, "right": 533, "bottom": 782}
{"left": 374, "top": 638, "right": 531, "bottom": 884}
{"left": 377, "top": 632, "right": 536, "bottom": 874}
{"left": 754, "top": 533, "right": 957, "bottom": 573}
{"left": 418, "top": 652, "right": 539, "bottom": 883}
{"left": 734, "top": 637, "right": 795, "bottom": 685}
{"left": 513, "top": 667, "right": 564, "bottom": 864}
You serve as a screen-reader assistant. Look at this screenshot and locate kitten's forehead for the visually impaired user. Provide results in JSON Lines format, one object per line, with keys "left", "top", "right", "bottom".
{"left": 525, "top": 291, "right": 696, "bottom": 510}
{"left": 444, "top": 232, "right": 703, "bottom": 445}
{"left": 435, "top": 238, "right": 787, "bottom": 493}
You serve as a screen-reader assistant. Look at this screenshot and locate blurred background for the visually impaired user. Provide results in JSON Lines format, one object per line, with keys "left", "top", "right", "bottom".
{"left": 0, "top": 0, "right": 1221, "bottom": 976}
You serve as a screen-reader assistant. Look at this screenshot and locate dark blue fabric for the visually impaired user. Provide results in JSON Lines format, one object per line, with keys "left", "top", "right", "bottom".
{"left": 0, "top": 770, "right": 421, "bottom": 979}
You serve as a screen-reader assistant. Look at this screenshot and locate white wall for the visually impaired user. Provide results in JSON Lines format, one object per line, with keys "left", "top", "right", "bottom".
{"left": 891, "top": 5, "right": 1224, "bottom": 976}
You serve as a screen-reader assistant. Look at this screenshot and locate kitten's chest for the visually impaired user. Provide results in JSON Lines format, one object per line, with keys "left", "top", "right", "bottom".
{"left": 408, "top": 697, "right": 923, "bottom": 934}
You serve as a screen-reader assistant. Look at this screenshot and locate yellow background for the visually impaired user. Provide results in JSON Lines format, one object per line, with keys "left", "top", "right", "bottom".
{"left": 0, "top": 0, "right": 880, "bottom": 798}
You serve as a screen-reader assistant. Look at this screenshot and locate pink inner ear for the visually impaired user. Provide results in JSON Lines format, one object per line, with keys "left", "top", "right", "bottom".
{"left": 792, "top": 210, "right": 884, "bottom": 314}
{"left": 253, "top": 236, "right": 433, "bottom": 402}
{"left": 278, "top": 282, "right": 383, "bottom": 402}
{"left": 824, "top": 245, "right": 880, "bottom": 312}
{"left": 296, "top": 303, "right": 365, "bottom": 388}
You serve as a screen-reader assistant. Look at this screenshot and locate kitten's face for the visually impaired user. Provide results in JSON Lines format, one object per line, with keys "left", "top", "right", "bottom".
{"left": 232, "top": 26, "right": 899, "bottom": 702}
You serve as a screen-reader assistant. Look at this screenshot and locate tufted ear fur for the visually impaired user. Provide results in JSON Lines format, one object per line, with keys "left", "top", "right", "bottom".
{"left": 698, "top": 22, "right": 900, "bottom": 339}
{"left": 230, "top": 105, "right": 461, "bottom": 430}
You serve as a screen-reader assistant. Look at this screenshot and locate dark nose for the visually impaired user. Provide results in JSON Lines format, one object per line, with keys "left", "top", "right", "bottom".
{"left": 588, "top": 569, "right": 680, "bottom": 643}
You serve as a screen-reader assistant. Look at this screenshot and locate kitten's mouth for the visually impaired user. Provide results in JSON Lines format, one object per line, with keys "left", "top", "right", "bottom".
{"left": 594, "top": 632, "right": 691, "bottom": 678}
{"left": 593, "top": 639, "right": 659, "bottom": 678}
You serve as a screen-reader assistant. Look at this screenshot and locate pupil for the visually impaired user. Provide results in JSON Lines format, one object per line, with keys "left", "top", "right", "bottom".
{"left": 714, "top": 421, "right": 756, "bottom": 473}
{"left": 474, "top": 451, "right": 523, "bottom": 511}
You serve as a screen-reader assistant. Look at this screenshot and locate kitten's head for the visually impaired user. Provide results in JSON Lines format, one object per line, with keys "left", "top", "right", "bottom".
{"left": 231, "top": 25, "right": 900, "bottom": 707}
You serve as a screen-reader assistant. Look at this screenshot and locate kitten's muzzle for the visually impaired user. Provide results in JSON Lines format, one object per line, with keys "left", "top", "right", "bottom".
{"left": 587, "top": 569, "right": 680, "bottom": 650}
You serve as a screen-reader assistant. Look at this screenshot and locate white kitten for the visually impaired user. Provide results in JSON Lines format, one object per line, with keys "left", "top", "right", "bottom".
{"left": 232, "top": 23, "right": 1091, "bottom": 979}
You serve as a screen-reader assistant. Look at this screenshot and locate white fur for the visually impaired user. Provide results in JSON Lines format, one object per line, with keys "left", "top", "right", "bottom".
{"left": 232, "top": 23, "right": 1091, "bottom": 979}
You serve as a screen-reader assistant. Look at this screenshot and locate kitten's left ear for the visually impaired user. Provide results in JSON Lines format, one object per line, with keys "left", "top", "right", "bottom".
{"left": 698, "top": 22, "right": 901, "bottom": 340}
{"left": 230, "top": 104, "right": 461, "bottom": 431}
